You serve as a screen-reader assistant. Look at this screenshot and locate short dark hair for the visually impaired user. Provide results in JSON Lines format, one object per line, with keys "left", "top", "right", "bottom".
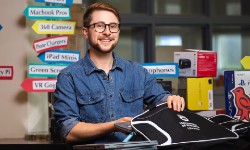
{"left": 83, "top": 2, "right": 121, "bottom": 27}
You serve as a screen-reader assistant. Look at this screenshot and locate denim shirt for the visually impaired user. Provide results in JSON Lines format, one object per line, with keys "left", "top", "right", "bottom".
{"left": 53, "top": 51, "right": 170, "bottom": 143}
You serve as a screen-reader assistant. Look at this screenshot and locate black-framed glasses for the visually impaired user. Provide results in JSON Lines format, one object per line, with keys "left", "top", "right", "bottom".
{"left": 87, "top": 22, "right": 120, "bottom": 33}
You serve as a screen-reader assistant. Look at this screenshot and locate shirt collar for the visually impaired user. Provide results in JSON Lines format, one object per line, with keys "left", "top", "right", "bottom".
{"left": 83, "top": 50, "right": 124, "bottom": 75}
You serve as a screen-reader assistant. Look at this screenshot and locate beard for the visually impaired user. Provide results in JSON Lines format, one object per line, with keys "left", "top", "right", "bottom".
{"left": 89, "top": 37, "right": 117, "bottom": 54}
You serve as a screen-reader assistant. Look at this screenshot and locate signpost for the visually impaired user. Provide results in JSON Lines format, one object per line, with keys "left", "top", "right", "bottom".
{"left": 38, "top": 49, "right": 80, "bottom": 64}
{"left": 21, "top": 78, "right": 57, "bottom": 92}
{"left": 21, "top": 0, "right": 77, "bottom": 141}
{"left": 240, "top": 56, "right": 250, "bottom": 69}
{"left": 33, "top": 35, "right": 69, "bottom": 53}
{"left": 35, "top": 0, "right": 73, "bottom": 5}
{"left": 32, "top": 20, "right": 75, "bottom": 34}
{"left": 23, "top": 5, "right": 71, "bottom": 20}
{"left": 142, "top": 63, "right": 179, "bottom": 77}
{"left": 0, "top": 66, "right": 13, "bottom": 80}
{"left": 28, "top": 63, "right": 68, "bottom": 78}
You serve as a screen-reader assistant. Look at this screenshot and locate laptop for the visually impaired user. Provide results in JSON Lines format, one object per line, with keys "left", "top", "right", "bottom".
{"left": 73, "top": 140, "right": 158, "bottom": 150}
{"left": 114, "top": 122, "right": 132, "bottom": 133}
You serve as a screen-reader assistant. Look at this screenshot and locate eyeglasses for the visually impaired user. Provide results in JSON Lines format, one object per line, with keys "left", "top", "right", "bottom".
{"left": 87, "top": 22, "right": 120, "bottom": 33}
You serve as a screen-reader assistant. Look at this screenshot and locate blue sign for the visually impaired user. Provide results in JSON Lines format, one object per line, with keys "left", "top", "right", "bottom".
{"left": 35, "top": 0, "right": 73, "bottom": 6}
{"left": 28, "top": 63, "right": 68, "bottom": 78}
{"left": 23, "top": 5, "right": 71, "bottom": 20}
{"left": 142, "top": 62, "right": 179, "bottom": 77}
{"left": 38, "top": 49, "right": 80, "bottom": 64}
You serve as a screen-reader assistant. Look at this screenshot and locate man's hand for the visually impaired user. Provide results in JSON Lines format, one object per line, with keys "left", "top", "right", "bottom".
{"left": 116, "top": 117, "right": 132, "bottom": 123}
{"left": 166, "top": 95, "right": 185, "bottom": 112}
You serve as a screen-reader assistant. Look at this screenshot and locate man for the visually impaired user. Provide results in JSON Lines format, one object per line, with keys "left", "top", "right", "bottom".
{"left": 53, "top": 2, "right": 185, "bottom": 144}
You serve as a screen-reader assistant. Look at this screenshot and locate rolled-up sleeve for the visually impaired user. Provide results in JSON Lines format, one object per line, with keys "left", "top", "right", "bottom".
{"left": 53, "top": 72, "right": 81, "bottom": 140}
{"left": 59, "top": 118, "right": 79, "bottom": 139}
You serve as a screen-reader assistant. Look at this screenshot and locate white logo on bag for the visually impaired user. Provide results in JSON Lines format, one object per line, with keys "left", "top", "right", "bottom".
{"left": 177, "top": 114, "right": 200, "bottom": 130}
{"left": 177, "top": 114, "right": 189, "bottom": 122}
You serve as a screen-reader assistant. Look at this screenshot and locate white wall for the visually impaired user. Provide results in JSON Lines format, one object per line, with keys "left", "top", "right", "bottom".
{"left": 0, "top": 0, "right": 48, "bottom": 139}
{"left": 0, "top": 0, "right": 29, "bottom": 138}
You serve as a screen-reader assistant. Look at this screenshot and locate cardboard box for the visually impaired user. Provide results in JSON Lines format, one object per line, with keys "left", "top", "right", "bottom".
{"left": 178, "top": 77, "right": 214, "bottom": 110}
{"left": 174, "top": 49, "right": 217, "bottom": 77}
{"left": 224, "top": 70, "right": 250, "bottom": 121}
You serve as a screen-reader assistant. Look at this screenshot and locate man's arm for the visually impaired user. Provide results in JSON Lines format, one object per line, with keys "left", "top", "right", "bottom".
{"left": 65, "top": 117, "right": 132, "bottom": 143}
{"left": 141, "top": 66, "right": 185, "bottom": 111}
{"left": 53, "top": 72, "right": 132, "bottom": 143}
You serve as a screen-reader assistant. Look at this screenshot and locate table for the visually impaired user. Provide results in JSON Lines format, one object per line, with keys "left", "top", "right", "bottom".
{"left": 0, "top": 138, "right": 71, "bottom": 150}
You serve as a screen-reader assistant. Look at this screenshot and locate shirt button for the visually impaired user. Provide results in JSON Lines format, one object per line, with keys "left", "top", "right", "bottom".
{"left": 111, "top": 114, "right": 114, "bottom": 117}
{"left": 110, "top": 94, "right": 113, "bottom": 97}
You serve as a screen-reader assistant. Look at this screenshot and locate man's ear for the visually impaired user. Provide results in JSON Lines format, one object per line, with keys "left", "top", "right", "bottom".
{"left": 82, "top": 27, "right": 88, "bottom": 39}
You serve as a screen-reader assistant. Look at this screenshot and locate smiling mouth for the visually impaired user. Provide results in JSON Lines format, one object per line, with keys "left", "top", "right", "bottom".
{"left": 99, "top": 38, "right": 113, "bottom": 44}
{"left": 101, "top": 39, "right": 111, "bottom": 42}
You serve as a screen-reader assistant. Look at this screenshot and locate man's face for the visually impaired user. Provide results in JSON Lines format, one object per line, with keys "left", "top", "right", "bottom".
{"left": 83, "top": 10, "right": 120, "bottom": 54}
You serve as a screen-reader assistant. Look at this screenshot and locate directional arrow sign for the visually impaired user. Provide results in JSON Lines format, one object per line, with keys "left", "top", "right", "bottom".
{"left": 21, "top": 78, "right": 57, "bottom": 92}
{"left": 23, "top": 5, "right": 71, "bottom": 20}
{"left": 32, "top": 20, "right": 75, "bottom": 35}
{"left": 35, "top": 0, "right": 73, "bottom": 6}
{"left": 240, "top": 56, "right": 250, "bottom": 69}
{"left": 38, "top": 50, "right": 80, "bottom": 64}
{"left": 0, "top": 24, "right": 2, "bottom": 31}
{"left": 33, "top": 35, "right": 69, "bottom": 53}
{"left": 142, "top": 63, "right": 179, "bottom": 77}
{"left": 0, "top": 66, "right": 13, "bottom": 80}
{"left": 28, "top": 63, "right": 68, "bottom": 78}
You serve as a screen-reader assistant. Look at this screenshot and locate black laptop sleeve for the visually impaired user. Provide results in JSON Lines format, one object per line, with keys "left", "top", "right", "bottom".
{"left": 207, "top": 114, "right": 250, "bottom": 139}
{"left": 131, "top": 102, "right": 239, "bottom": 148}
